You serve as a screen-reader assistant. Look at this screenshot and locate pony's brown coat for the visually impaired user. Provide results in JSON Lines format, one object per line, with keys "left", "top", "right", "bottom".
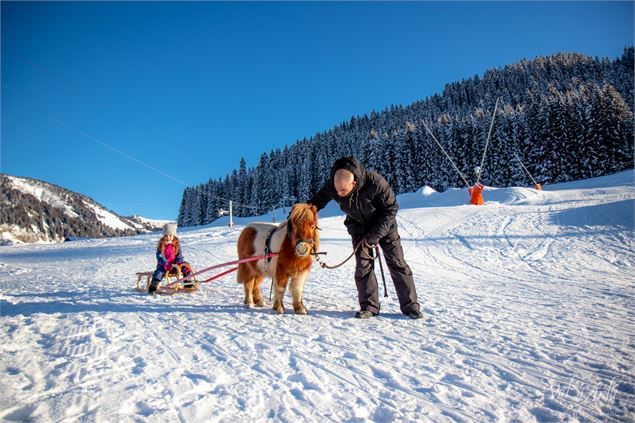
{"left": 236, "top": 204, "right": 318, "bottom": 314}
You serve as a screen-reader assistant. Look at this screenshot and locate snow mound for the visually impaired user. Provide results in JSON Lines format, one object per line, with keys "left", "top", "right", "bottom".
{"left": 421, "top": 186, "right": 437, "bottom": 196}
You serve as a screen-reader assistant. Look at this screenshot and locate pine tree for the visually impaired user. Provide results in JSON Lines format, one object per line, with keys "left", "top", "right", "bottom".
{"left": 297, "top": 151, "right": 313, "bottom": 203}
{"left": 402, "top": 124, "right": 418, "bottom": 192}
{"left": 235, "top": 159, "right": 248, "bottom": 216}
{"left": 602, "top": 84, "right": 634, "bottom": 172}
{"left": 177, "top": 188, "right": 189, "bottom": 226}
{"left": 190, "top": 189, "right": 203, "bottom": 226}
{"left": 510, "top": 106, "right": 531, "bottom": 185}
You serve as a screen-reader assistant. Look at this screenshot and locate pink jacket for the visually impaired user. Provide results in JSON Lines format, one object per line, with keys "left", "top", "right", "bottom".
{"left": 163, "top": 243, "right": 177, "bottom": 271}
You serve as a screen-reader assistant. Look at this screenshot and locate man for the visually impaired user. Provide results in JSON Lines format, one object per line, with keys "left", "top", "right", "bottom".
{"left": 308, "top": 156, "right": 423, "bottom": 319}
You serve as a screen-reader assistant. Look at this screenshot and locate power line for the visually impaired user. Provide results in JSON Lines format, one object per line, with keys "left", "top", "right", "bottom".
{"left": 50, "top": 116, "right": 258, "bottom": 210}
{"left": 4, "top": 49, "right": 258, "bottom": 214}
{"left": 50, "top": 117, "right": 191, "bottom": 186}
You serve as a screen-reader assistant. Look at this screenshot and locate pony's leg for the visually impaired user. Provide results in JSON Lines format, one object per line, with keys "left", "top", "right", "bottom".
{"left": 243, "top": 276, "right": 255, "bottom": 308}
{"left": 290, "top": 271, "right": 309, "bottom": 315}
{"left": 252, "top": 275, "right": 266, "bottom": 307}
{"left": 237, "top": 264, "right": 253, "bottom": 307}
{"left": 272, "top": 272, "right": 288, "bottom": 315}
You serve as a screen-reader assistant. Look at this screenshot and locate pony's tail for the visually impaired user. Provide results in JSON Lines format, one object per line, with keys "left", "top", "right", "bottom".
{"left": 236, "top": 263, "right": 249, "bottom": 284}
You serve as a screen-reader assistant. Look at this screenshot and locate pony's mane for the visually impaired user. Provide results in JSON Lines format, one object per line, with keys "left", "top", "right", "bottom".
{"left": 289, "top": 203, "right": 317, "bottom": 225}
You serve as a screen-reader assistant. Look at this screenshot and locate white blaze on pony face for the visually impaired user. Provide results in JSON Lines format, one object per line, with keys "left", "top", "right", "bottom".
{"left": 295, "top": 242, "right": 310, "bottom": 257}
{"left": 334, "top": 169, "right": 357, "bottom": 198}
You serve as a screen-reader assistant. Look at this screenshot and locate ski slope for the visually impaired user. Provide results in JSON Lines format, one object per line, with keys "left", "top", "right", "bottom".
{"left": 1, "top": 171, "right": 634, "bottom": 422}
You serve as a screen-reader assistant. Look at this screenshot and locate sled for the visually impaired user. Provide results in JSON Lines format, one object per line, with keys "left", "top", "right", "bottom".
{"left": 135, "top": 252, "right": 282, "bottom": 297}
{"left": 135, "top": 263, "right": 199, "bottom": 295}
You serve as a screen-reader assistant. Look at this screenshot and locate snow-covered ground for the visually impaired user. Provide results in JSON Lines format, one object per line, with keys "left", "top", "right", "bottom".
{"left": 1, "top": 171, "right": 634, "bottom": 422}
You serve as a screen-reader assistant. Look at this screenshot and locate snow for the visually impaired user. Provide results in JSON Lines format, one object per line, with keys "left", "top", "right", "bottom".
{"left": 127, "top": 215, "right": 173, "bottom": 231}
{"left": 129, "top": 215, "right": 172, "bottom": 226}
{"left": 5, "top": 175, "right": 79, "bottom": 219}
{"left": 421, "top": 186, "right": 437, "bottom": 196}
{"left": 82, "top": 201, "right": 137, "bottom": 232}
{"left": 0, "top": 224, "right": 53, "bottom": 245}
{"left": 1, "top": 170, "right": 634, "bottom": 421}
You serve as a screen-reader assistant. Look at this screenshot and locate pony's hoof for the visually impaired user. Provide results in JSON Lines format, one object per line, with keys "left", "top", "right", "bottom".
{"left": 254, "top": 301, "right": 267, "bottom": 308}
{"left": 273, "top": 305, "right": 284, "bottom": 315}
{"left": 294, "top": 307, "right": 308, "bottom": 315}
{"left": 244, "top": 302, "right": 254, "bottom": 309}
{"left": 293, "top": 302, "right": 308, "bottom": 315}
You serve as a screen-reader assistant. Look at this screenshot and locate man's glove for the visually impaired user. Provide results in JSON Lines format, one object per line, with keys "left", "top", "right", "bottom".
{"left": 365, "top": 235, "right": 379, "bottom": 249}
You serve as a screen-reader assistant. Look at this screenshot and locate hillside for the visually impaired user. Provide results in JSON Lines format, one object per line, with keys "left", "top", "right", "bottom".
{"left": 1, "top": 171, "right": 633, "bottom": 421}
{"left": 0, "top": 174, "right": 170, "bottom": 245}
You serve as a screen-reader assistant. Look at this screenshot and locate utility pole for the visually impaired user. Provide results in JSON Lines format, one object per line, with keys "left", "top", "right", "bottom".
{"left": 228, "top": 200, "right": 234, "bottom": 227}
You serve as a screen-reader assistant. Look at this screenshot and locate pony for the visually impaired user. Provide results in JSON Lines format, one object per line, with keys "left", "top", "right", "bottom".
{"left": 236, "top": 203, "right": 319, "bottom": 314}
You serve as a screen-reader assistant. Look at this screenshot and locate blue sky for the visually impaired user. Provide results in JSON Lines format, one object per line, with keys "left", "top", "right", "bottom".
{"left": 2, "top": 1, "right": 633, "bottom": 220}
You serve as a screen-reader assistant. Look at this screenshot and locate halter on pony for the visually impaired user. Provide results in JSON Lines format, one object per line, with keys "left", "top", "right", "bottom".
{"left": 286, "top": 218, "right": 318, "bottom": 257}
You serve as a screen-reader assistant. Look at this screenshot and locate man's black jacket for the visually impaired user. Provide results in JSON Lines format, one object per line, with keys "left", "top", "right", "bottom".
{"left": 307, "top": 156, "right": 398, "bottom": 244}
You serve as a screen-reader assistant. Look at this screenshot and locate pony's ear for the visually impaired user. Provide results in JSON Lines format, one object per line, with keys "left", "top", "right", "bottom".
{"left": 309, "top": 204, "right": 318, "bottom": 215}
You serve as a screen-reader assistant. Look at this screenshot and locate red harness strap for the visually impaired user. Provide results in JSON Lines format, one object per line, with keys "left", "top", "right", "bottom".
{"left": 166, "top": 253, "right": 280, "bottom": 288}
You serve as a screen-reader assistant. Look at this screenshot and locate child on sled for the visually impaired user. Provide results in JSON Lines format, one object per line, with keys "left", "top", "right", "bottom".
{"left": 149, "top": 223, "right": 193, "bottom": 294}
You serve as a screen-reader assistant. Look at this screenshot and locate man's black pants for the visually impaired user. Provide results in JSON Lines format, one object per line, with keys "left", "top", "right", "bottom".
{"left": 353, "top": 230, "right": 420, "bottom": 315}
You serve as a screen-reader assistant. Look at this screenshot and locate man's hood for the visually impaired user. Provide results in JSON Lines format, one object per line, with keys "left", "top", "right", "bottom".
{"left": 329, "top": 156, "right": 367, "bottom": 193}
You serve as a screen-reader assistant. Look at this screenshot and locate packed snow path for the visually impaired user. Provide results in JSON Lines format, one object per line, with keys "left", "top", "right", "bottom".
{"left": 1, "top": 171, "right": 634, "bottom": 422}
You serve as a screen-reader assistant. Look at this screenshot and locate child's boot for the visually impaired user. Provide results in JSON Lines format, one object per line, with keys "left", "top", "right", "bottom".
{"left": 148, "top": 278, "right": 161, "bottom": 294}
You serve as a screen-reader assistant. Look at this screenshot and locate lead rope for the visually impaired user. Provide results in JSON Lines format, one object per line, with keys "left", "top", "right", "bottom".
{"left": 313, "top": 240, "right": 388, "bottom": 297}
{"left": 313, "top": 239, "right": 364, "bottom": 269}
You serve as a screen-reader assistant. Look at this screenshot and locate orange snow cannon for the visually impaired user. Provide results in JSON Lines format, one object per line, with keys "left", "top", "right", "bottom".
{"left": 469, "top": 183, "right": 485, "bottom": 205}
